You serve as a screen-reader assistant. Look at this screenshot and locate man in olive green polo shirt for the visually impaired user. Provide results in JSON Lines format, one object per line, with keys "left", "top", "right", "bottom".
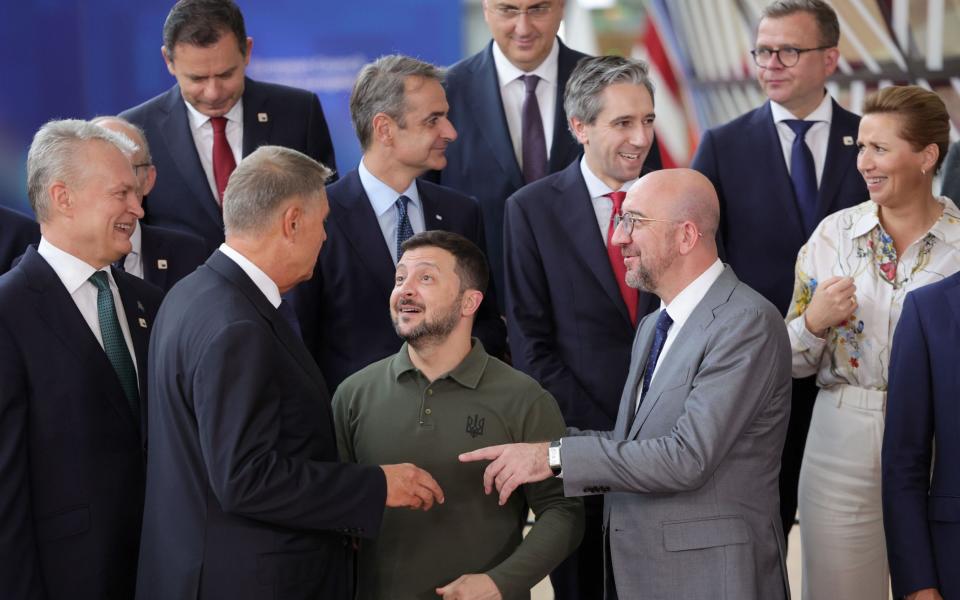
{"left": 333, "top": 230, "right": 583, "bottom": 600}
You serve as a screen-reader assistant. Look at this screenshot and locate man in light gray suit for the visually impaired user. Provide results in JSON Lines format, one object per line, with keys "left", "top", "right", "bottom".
{"left": 461, "top": 169, "right": 792, "bottom": 600}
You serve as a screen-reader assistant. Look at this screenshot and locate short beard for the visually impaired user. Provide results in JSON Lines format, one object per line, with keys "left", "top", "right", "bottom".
{"left": 625, "top": 245, "right": 675, "bottom": 293}
{"left": 393, "top": 292, "right": 463, "bottom": 349}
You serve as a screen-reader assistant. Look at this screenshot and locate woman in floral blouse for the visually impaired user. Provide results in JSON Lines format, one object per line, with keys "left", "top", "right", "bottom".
{"left": 786, "top": 85, "right": 958, "bottom": 600}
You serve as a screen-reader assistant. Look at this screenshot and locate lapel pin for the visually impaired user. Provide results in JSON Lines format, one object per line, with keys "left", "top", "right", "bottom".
{"left": 435, "top": 214, "right": 443, "bottom": 221}
{"left": 137, "top": 300, "right": 145, "bottom": 312}
{"left": 843, "top": 136, "right": 854, "bottom": 146}
{"left": 157, "top": 259, "right": 168, "bottom": 270}
{"left": 138, "top": 317, "right": 148, "bottom": 329}
{"left": 258, "top": 112, "right": 269, "bottom": 123}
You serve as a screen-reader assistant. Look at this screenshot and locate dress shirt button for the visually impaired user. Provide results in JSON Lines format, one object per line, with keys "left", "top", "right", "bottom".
{"left": 424, "top": 408, "right": 432, "bottom": 415}
{"left": 427, "top": 389, "right": 434, "bottom": 396}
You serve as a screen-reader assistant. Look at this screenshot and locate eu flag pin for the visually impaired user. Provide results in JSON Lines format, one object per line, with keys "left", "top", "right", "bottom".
{"left": 138, "top": 318, "right": 148, "bottom": 329}
{"left": 258, "top": 112, "right": 269, "bottom": 123}
{"left": 843, "top": 136, "right": 854, "bottom": 146}
{"left": 157, "top": 259, "right": 168, "bottom": 270}
{"left": 435, "top": 214, "right": 443, "bottom": 221}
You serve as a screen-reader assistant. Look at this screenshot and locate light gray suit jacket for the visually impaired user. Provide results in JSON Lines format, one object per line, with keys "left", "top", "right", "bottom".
{"left": 561, "top": 267, "right": 792, "bottom": 600}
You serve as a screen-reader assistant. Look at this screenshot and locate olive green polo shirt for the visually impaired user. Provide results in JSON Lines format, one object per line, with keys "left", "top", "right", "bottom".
{"left": 333, "top": 340, "right": 583, "bottom": 599}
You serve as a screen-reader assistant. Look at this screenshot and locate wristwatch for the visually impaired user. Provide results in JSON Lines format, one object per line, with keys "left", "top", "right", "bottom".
{"left": 548, "top": 440, "right": 563, "bottom": 476}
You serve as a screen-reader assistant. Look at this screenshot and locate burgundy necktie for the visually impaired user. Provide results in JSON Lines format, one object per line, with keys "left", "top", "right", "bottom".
{"left": 521, "top": 75, "right": 547, "bottom": 183}
{"left": 606, "top": 191, "right": 638, "bottom": 326}
{"left": 210, "top": 116, "right": 236, "bottom": 204}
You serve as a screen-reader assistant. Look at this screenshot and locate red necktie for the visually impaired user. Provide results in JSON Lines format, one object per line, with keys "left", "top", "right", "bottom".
{"left": 210, "top": 116, "right": 236, "bottom": 204}
{"left": 606, "top": 191, "right": 638, "bottom": 326}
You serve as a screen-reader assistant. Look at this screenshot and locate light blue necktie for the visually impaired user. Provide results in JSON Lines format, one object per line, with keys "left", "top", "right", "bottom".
{"left": 89, "top": 271, "right": 140, "bottom": 422}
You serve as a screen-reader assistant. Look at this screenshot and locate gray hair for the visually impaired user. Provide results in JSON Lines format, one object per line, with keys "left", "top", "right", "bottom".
{"left": 761, "top": 0, "right": 840, "bottom": 47}
{"left": 223, "top": 145, "right": 333, "bottom": 235}
{"left": 27, "top": 119, "right": 137, "bottom": 222}
{"left": 564, "top": 56, "right": 655, "bottom": 130}
{"left": 350, "top": 54, "right": 444, "bottom": 150}
{"left": 90, "top": 115, "right": 152, "bottom": 163}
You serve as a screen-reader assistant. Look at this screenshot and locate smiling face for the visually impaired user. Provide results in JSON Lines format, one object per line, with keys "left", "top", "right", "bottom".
{"left": 163, "top": 31, "right": 252, "bottom": 118}
{"left": 857, "top": 112, "right": 933, "bottom": 208}
{"left": 572, "top": 83, "right": 655, "bottom": 190}
{"left": 483, "top": 0, "right": 564, "bottom": 72}
{"left": 390, "top": 246, "right": 465, "bottom": 347}
{"left": 755, "top": 11, "right": 837, "bottom": 118}
{"left": 391, "top": 77, "right": 458, "bottom": 175}
{"left": 610, "top": 182, "right": 679, "bottom": 295}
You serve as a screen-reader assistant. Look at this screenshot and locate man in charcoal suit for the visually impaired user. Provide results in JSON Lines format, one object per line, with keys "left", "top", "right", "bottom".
{"left": 0, "top": 204, "right": 39, "bottom": 273}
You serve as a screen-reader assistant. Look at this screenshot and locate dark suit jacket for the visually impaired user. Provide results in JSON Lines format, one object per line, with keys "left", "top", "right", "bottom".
{"left": 504, "top": 160, "right": 657, "bottom": 431}
{"left": 121, "top": 78, "right": 337, "bottom": 249}
{"left": 942, "top": 141, "right": 960, "bottom": 203}
{"left": 437, "top": 39, "right": 662, "bottom": 311}
{"left": 137, "top": 250, "right": 387, "bottom": 600}
{"left": 0, "top": 247, "right": 161, "bottom": 600}
{"left": 0, "top": 205, "right": 39, "bottom": 274}
{"left": 883, "top": 273, "right": 960, "bottom": 599}
{"left": 139, "top": 224, "right": 209, "bottom": 293}
{"left": 691, "top": 99, "right": 867, "bottom": 315}
{"left": 290, "top": 170, "right": 507, "bottom": 392}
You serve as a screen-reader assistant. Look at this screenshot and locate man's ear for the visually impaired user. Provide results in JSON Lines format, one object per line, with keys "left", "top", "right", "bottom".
{"left": 281, "top": 203, "right": 304, "bottom": 240}
{"left": 461, "top": 289, "right": 484, "bottom": 317}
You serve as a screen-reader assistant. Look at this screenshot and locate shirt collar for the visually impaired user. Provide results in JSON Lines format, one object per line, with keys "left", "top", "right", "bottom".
{"left": 129, "top": 221, "right": 142, "bottom": 257}
{"left": 218, "top": 243, "right": 281, "bottom": 308}
{"left": 580, "top": 155, "right": 636, "bottom": 199}
{"left": 491, "top": 36, "right": 559, "bottom": 87}
{"left": 358, "top": 157, "right": 421, "bottom": 217}
{"left": 184, "top": 98, "right": 244, "bottom": 131}
{"left": 390, "top": 338, "right": 489, "bottom": 389}
{"left": 660, "top": 259, "right": 725, "bottom": 328}
{"left": 850, "top": 196, "right": 960, "bottom": 245}
{"left": 770, "top": 91, "right": 833, "bottom": 124}
{"left": 37, "top": 237, "right": 112, "bottom": 295}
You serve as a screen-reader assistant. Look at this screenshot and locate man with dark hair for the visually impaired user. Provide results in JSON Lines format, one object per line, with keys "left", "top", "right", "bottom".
{"left": 290, "top": 54, "right": 506, "bottom": 394}
{"left": 436, "top": 0, "right": 662, "bottom": 313}
{"left": 93, "top": 116, "right": 209, "bottom": 292}
{"left": 136, "top": 146, "right": 443, "bottom": 600}
{"left": 121, "top": 0, "right": 337, "bottom": 250}
{"left": 0, "top": 205, "right": 39, "bottom": 274}
{"left": 691, "top": 0, "right": 868, "bottom": 539}
{"left": 504, "top": 54, "right": 659, "bottom": 598}
{"left": 0, "top": 119, "right": 163, "bottom": 599}
{"left": 334, "top": 230, "right": 582, "bottom": 600}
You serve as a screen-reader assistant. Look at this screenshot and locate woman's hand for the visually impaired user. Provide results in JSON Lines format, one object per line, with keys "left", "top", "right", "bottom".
{"left": 803, "top": 276, "right": 857, "bottom": 338}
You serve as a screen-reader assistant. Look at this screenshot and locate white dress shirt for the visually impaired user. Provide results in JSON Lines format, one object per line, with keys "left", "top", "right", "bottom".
{"left": 491, "top": 38, "right": 559, "bottom": 168}
{"left": 218, "top": 243, "right": 281, "bottom": 308}
{"left": 580, "top": 156, "right": 638, "bottom": 245}
{"left": 358, "top": 158, "right": 425, "bottom": 264}
{"left": 770, "top": 92, "right": 833, "bottom": 187}
{"left": 121, "top": 221, "right": 145, "bottom": 278}
{"left": 185, "top": 99, "right": 244, "bottom": 201}
{"left": 37, "top": 237, "right": 140, "bottom": 378}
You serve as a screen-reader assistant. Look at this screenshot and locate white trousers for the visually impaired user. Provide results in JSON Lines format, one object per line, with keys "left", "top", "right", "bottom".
{"left": 798, "top": 385, "right": 890, "bottom": 600}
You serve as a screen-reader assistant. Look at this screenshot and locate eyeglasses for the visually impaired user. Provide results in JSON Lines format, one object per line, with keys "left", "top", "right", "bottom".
{"left": 489, "top": 3, "right": 554, "bottom": 19}
{"left": 613, "top": 212, "right": 676, "bottom": 236}
{"left": 133, "top": 162, "right": 153, "bottom": 178}
{"left": 751, "top": 45, "right": 832, "bottom": 68}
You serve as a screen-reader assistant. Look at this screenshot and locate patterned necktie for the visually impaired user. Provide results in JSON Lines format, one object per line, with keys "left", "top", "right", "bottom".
{"left": 521, "top": 74, "right": 547, "bottom": 183}
{"left": 638, "top": 309, "right": 673, "bottom": 410}
{"left": 210, "top": 116, "right": 236, "bottom": 204}
{"left": 606, "top": 191, "right": 639, "bottom": 326}
{"left": 395, "top": 195, "right": 415, "bottom": 261}
{"left": 89, "top": 271, "right": 140, "bottom": 422}
{"left": 784, "top": 119, "right": 818, "bottom": 235}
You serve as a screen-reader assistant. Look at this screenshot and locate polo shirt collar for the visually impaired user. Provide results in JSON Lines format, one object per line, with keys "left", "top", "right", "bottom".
{"left": 391, "top": 338, "right": 488, "bottom": 389}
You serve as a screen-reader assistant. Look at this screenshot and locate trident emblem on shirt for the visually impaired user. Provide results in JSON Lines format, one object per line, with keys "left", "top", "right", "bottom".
{"left": 465, "top": 414, "right": 485, "bottom": 438}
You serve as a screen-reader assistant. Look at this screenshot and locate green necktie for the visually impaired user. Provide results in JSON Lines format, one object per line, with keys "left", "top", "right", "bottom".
{"left": 89, "top": 271, "right": 140, "bottom": 422}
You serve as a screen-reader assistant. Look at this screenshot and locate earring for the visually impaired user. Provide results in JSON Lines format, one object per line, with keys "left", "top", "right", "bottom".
{"left": 922, "top": 167, "right": 927, "bottom": 175}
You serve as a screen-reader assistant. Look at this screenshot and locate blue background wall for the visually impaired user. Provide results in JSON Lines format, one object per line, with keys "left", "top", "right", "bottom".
{"left": 0, "top": 0, "right": 462, "bottom": 214}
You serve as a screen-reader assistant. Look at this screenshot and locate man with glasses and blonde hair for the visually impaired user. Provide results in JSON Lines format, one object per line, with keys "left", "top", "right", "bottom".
{"left": 436, "top": 0, "right": 662, "bottom": 316}
{"left": 691, "top": 0, "right": 868, "bottom": 540}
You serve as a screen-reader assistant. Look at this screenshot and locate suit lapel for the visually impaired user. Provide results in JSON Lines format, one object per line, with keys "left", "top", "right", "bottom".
{"left": 419, "top": 180, "right": 445, "bottom": 230}
{"left": 816, "top": 101, "right": 859, "bottom": 221}
{"left": 618, "top": 316, "right": 656, "bottom": 437}
{"left": 330, "top": 172, "right": 397, "bottom": 290}
{"left": 20, "top": 249, "right": 141, "bottom": 435}
{"left": 158, "top": 86, "right": 224, "bottom": 230}
{"left": 756, "top": 103, "right": 807, "bottom": 238}
{"left": 115, "top": 270, "right": 153, "bottom": 439}
{"left": 465, "top": 43, "right": 524, "bottom": 189}
{"left": 139, "top": 226, "right": 169, "bottom": 292}
{"left": 241, "top": 79, "right": 272, "bottom": 156}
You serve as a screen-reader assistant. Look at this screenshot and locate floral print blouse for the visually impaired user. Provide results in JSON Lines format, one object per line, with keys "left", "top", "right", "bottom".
{"left": 786, "top": 197, "right": 960, "bottom": 390}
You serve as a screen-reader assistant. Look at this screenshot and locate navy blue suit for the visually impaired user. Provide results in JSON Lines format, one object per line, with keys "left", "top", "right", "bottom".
{"left": 883, "top": 274, "right": 960, "bottom": 599}
{"left": 121, "top": 78, "right": 337, "bottom": 249}
{"left": 290, "top": 169, "right": 507, "bottom": 392}
{"left": 0, "top": 246, "right": 161, "bottom": 600}
{"left": 0, "top": 205, "right": 39, "bottom": 274}
{"left": 692, "top": 98, "right": 868, "bottom": 536}
{"left": 138, "top": 224, "right": 209, "bottom": 293}
{"left": 504, "top": 159, "right": 657, "bottom": 600}
{"left": 137, "top": 250, "right": 387, "bottom": 600}
{"left": 438, "top": 39, "right": 662, "bottom": 312}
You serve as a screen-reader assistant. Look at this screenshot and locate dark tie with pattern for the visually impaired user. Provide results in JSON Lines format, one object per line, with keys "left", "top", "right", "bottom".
{"left": 277, "top": 299, "right": 303, "bottom": 341}
{"left": 784, "top": 119, "right": 818, "bottom": 235}
{"left": 638, "top": 309, "right": 673, "bottom": 409}
{"left": 521, "top": 74, "right": 547, "bottom": 183}
{"left": 210, "top": 116, "right": 236, "bottom": 204}
{"left": 395, "top": 195, "right": 415, "bottom": 260}
{"left": 606, "top": 191, "right": 639, "bottom": 326}
{"left": 89, "top": 271, "right": 140, "bottom": 422}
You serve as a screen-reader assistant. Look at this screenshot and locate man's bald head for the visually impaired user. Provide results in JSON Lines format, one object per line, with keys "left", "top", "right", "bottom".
{"left": 92, "top": 116, "right": 155, "bottom": 198}
{"left": 627, "top": 168, "right": 719, "bottom": 239}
